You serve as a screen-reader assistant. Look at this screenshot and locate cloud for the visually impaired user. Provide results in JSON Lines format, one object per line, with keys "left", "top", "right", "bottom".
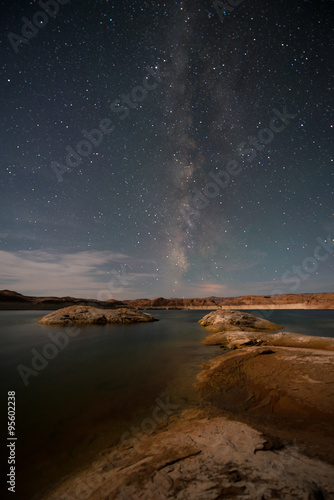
{"left": 0, "top": 250, "right": 157, "bottom": 299}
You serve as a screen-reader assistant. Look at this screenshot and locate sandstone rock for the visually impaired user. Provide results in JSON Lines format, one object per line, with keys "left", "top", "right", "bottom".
{"left": 198, "top": 309, "right": 282, "bottom": 333}
{"left": 197, "top": 345, "right": 334, "bottom": 465}
{"left": 203, "top": 330, "right": 334, "bottom": 351}
{"left": 42, "top": 408, "right": 334, "bottom": 500}
{"left": 38, "top": 306, "right": 158, "bottom": 325}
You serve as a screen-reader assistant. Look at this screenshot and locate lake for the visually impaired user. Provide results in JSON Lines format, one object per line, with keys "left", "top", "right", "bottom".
{"left": 0, "top": 309, "right": 333, "bottom": 499}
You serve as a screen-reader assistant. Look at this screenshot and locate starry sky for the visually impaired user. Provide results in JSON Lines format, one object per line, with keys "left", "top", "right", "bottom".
{"left": 0, "top": 0, "right": 333, "bottom": 299}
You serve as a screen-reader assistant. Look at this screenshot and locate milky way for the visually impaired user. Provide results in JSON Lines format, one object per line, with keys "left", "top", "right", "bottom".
{"left": 0, "top": 0, "right": 333, "bottom": 298}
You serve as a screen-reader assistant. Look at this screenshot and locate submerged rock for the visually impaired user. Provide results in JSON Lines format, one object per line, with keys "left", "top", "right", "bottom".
{"left": 38, "top": 305, "right": 159, "bottom": 325}
{"left": 198, "top": 309, "right": 282, "bottom": 333}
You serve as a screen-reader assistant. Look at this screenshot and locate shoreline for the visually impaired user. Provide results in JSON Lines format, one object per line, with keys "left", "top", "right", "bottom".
{"left": 1, "top": 289, "right": 334, "bottom": 311}
{"left": 39, "top": 312, "right": 334, "bottom": 499}
{"left": 1, "top": 305, "right": 334, "bottom": 311}
{"left": 41, "top": 406, "right": 334, "bottom": 500}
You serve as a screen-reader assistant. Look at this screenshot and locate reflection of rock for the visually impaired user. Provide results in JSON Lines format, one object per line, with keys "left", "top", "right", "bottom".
{"left": 198, "top": 309, "right": 282, "bottom": 333}
{"left": 38, "top": 306, "right": 158, "bottom": 325}
{"left": 42, "top": 408, "right": 334, "bottom": 500}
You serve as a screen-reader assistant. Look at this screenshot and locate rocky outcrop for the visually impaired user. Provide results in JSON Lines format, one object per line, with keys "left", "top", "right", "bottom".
{"left": 203, "top": 329, "right": 334, "bottom": 350}
{"left": 197, "top": 310, "right": 334, "bottom": 466}
{"left": 38, "top": 306, "right": 158, "bottom": 325}
{"left": 42, "top": 408, "right": 334, "bottom": 500}
{"left": 196, "top": 345, "right": 334, "bottom": 466}
{"left": 198, "top": 309, "right": 282, "bottom": 333}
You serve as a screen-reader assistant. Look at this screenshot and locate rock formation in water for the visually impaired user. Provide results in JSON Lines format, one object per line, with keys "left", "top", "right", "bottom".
{"left": 198, "top": 309, "right": 283, "bottom": 333}
{"left": 38, "top": 306, "right": 158, "bottom": 325}
{"left": 39, "top": 309, "right": 334, "bottom": 499}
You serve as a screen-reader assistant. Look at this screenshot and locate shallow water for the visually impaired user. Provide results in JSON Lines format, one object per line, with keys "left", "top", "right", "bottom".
{"left": 0, "top": 309, "right": 333, "bottom": 499}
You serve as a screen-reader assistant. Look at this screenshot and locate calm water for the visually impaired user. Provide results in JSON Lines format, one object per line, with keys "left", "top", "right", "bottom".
{"left": 0, "top": 309, "right": 333, "bottom": 499}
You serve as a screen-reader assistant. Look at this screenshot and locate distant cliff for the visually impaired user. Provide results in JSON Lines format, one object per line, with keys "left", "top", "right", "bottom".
{"left": 123, "top": 297, "right": 222, "bottom": 310}
{"left": 124, "top": 293, "right": 334, "bottom": 310}
{"left": 0, "top": 289, "right": 126, "bottom": 310}
{"left": 0, "top": 290, "right": 333, "bottom": 310}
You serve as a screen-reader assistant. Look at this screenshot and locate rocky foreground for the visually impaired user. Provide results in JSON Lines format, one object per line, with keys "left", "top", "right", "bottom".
{"left": 38, "top": 305, "right": 158, "bottom": 325}
{"left": 40, "top": 310, "right": 334, "bottom": 500}
{"left": 42, "top": 408, "right": 334, "bottom": 500}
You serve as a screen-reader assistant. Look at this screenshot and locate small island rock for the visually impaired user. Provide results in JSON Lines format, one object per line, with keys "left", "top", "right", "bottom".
{"left": 38, "top": 305, "right": 159, "bottom": 325}
{"left": 198, "top": 309, "right": 282, "bottom": 333}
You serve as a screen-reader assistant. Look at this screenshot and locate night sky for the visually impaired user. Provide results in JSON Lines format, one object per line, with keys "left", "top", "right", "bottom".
{"left": 0, "top": 0, "right": 333, "bottom": 299}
